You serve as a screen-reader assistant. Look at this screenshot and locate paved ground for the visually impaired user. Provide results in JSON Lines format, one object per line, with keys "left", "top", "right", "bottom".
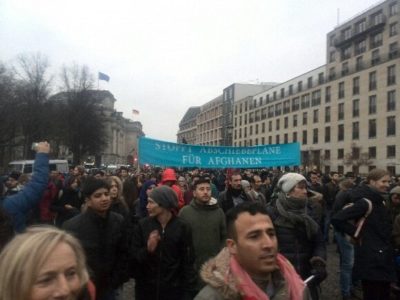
{"left": 121, "top": 239, "right": 343, "bottom": 300}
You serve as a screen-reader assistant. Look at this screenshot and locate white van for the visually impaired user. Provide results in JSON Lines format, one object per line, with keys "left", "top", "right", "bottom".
{"left": 8, "top": 159, "right": 69, "bottom": 174}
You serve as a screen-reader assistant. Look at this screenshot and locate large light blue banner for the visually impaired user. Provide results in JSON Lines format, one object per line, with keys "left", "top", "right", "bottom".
{"left": 138, "top": 137, "right": 300, "bottom": 168}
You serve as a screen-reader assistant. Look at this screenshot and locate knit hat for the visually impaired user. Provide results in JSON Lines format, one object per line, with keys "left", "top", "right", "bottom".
{"left": 149, "top": 186, "right": 178, "bottom": 209}
{"left": 81, "top": 177, "right": 110, "bottom": 198}
{"left": 390, "top": 186, "right": 400, "bottom": 195}
{"left": 241, "top": 180, "right": 250, "bottom": 189}
{"left": 278, "top": 173, "right": 307, "bottom": 193}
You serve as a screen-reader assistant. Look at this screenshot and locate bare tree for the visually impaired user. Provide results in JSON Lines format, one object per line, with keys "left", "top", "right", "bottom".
{"left": 56, "top": 64, "right": 106, "bottom": 164}
{"left": 13, "top": 52, "right": 53, "bottom": 158}
{"left": 343, "top": 143, "right": 372, "bottom": 173}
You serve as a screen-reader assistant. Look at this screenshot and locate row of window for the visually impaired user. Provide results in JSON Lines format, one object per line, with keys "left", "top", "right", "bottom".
{"left": 234, "top": 88, "right": 396, "bottom": 128}
{"left": 234, "top": 116, "right": 397, "bottom": 143}
{"left": 235, "top": 65, "right": 396, "bottom": 120}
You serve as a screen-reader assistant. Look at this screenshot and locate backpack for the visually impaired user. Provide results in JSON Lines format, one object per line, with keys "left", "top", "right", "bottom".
{"left": 343, "top": 198, "right": 373, "bottom": 241}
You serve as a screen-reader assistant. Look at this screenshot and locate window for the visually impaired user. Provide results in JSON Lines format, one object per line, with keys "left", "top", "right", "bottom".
{"left": 338, "top": 148, "right": 344, "bottom": 159}
{"left": 369, "top": 119, "right": 377, "bottom": 138}
{"left": 276, "top": 119, "right": 280, "bottom": 130}
{"left": 293, "top": 132, "right": 298, "bottom": 142}
{"left": 298, "top": 81, "right": 303, "bottom": 92}
{"left": 313, "top": 129, "right": 318, "bottom": 144}
{"left": 387, "top": 145, "right": 396, "bottom": 158}
{"left": 276, "top": 135, "right": 280, "bottom": 144}
{"left": 311, "top": 90, "right": 321, "bottom": 106}
{"left": 325, "top": 86, "right": 331, "bottom": 103}
{"left": 325, "top": 106, "right": 331, "bottom": 122}
{"left": 390, "top": 22, "right": 398, "bottom": 37}
{"left": 338, "top": 124, "right": 344, "bottom": 141}
{"left": 262, "top": 137, "right": 265, "bottom": 144}
{"left": 356, "top": 56, "right": 363, "bottom": 71}
{"left": 280, "top": 88, "right": 285, "bottom": 98}
{"left": 268, "top": 106, "right": 274, "bottom": 118}
{"left": 284, "top": 116, "right": 289, "bottom": 129}
{"left": 302, "top": 130, "right": 307, "bottom": 145}
{"left": 355, "top": 39, "right": 366, "bottom": 55}
{"left": 273, "top": 91, "right": 277, "bottom": 100}
{"left": 338, "top": 103, "right": 345, "bottom": 120}
{"left": 353, "top": 99, "right": 360, "bottom": 117}
{"left": 292, "top": 97, "right": 300, "bottom": 111}
{"left": 329, "top": 51, "right": 335, "bottom": 63}
{"left": 301, "top": 94, "right": 310, "bottom": 109}
{"left": 353, "top": 77, "right": 360, "bottom": 95}
{"left": 269, "top": 120, "right": 272, "bottom": 132}
{"left": 341, "top": 45, "right": 352, "bottom": 61}
{"left": 244, "top": 127, "right": 247, "bottom": 138}
{"left": 293, "top": 114, "right": 298, "bottom": 127}
{"left": 255, "top": 124, "right": 259, "bottom": 134}
{"left": 329, "top": 34, "right": 336, "bottom": 46}
{"left": 325, "top": 126, "right": 331, "bottom": 142}
{"left": 343, "top": 27, "right": 352, "bottom": 40}
{"left": 338, "top": 82, "right": 345, "bottom": 99}
{"left": 369, "top": 95, "right": 377, "bottom": 114}
{"left": 289, "top": 85, "right": 293, "bottom": 95}
{"left": 369, "top": 71, "right": 377, "bottom": 90}
{"left": 275, "top": 103, "right": 282, "bottom": 116}
{"left": 307, "top": 77, "right": 313, "bottom": 88}
{"left": 355, "top": 19, "right": 366, "bottom": 33}
{"left": 313, "top": 109, "right": 319, "bottom": 123}
{"left": 371, "top": 49, "right": 380, "bottom": 66}
{"left": 352, "top": 122, "right": 359, "bottom": 139}
{"left": 390, "top": 2, "right": 398, "bottom": 16}
{"left": 325, "top": 150, "right": 331, "bottom": 160}
{"left": 370, "top": 11, "right": 383, "bottom": 26}
{"left": 389, "top": 42, "right": 398, "bottom": 59}
{"left": 368, "top": 147, "right": 376, "bottom": 159}
{"left": 268, "top": 136, "right": 272, "bottom": 144}
{"left": 262, "top": 122, "right": 265, "bottom": 133}
{"left": 388, "top": 65, "right": 396, "bottom": 85}
{"left": 387, "top": 116, "right": 396, "bottom": 136}
{"left": 284, "top": 134, "right": 288, "bottom": 143}
{"left": 329, "top": 67, "right": 336, "bottom": 80}
{"left": 303, "top": 112, "right": 308, "bottom": 125}
{"left": 283, "top": 100, "right": 290, "bottom": 114}
{"left": 318, "top": 73, "right": 324, "bottom": 84}
{"left": 388, "top": 90, "right": 396, "bottom": 111}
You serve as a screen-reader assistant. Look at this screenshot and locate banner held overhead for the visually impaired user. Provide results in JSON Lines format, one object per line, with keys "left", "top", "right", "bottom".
{"left": 138, "top": 137, "right": 300, "bottom": 168}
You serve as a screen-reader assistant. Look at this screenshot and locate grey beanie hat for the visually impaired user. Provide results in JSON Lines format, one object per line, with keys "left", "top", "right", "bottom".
{"left": 390, "top": 186, "right": 400, "bottom": 195}
{"left": 278, "top": 173, "right": 307, "bottom": 193}
{"left": 149, "top": 186, "right": 178, "bottom": 209}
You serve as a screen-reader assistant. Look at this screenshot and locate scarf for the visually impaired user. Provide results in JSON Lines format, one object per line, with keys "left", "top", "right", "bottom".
{"left": 275, "top": 192, "right": 320, "bottom": 240}
{"left": 229, "top": 253, "right": 305, "bottom": 300}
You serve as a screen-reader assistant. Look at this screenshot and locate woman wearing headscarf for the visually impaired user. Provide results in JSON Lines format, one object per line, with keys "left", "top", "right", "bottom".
{"left": 266, "top": 173, "right": 327, "bottom": 300}
{"left": 138, "top": 180, "right": 156, "bottom": 218}
{"left": 332, "top": 169, "right": 396, "bottom": 300}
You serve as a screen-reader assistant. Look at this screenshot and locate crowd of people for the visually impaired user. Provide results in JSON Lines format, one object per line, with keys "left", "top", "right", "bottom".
{"left": 0, "top": 141, "right": 399, "bottom": 300}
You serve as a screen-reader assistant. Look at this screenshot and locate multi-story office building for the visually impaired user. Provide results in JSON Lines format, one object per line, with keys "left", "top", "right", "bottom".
{"left": 177, "top": 106, "right": 201, "bottom": 144}
{"left": 233, "top": 0, "right": 400, "bottom": 175}
{"left": 178, "top": 83, "right": 276, "bottom": 146}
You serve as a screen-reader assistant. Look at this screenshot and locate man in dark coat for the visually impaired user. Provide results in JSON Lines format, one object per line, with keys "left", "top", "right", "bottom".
{"left": 218, "top": 172, "right": 251, "bottom": 213}
{"left": 131, "top": 185, "right": 197, "bottom": 300}
{"left": 63, "top": 177, "right": 128, "bottom": 300}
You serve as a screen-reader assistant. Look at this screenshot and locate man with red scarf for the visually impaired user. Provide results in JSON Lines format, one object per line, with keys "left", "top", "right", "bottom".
{"left": 195, "top": 202, "right": 311, "bottom": 300}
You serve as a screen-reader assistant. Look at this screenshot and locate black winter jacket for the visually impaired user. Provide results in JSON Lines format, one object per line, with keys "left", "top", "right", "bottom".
{"left": 63, "top": 208, "right": 128, "bottom": 297}
{"left": 331, "top": 184, "right": 396, "bottom": 282}
{"left": 267, "top": 205, "right": 326, "bottom": 280}
{"left": 217, "top": 188, "right": 251, "bottom": 213}
{"left": 131, "top": 215, "right": 197, "bottom": 300}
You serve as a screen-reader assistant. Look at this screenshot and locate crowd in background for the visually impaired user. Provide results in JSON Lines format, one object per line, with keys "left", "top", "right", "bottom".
{"left": 0, "top": 143, "right": 400, "bottom": 300}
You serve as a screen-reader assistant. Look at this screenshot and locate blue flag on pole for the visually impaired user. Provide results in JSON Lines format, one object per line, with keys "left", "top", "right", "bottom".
{"left": 98, "top": 72, "right": 110, "bottom": 82}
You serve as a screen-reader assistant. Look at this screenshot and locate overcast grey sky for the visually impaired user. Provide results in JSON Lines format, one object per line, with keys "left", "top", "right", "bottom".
{"left": 0, "top": 0, "right": 381, "bottom": 142}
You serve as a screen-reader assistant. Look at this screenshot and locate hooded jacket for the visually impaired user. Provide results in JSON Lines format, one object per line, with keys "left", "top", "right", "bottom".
{"left": 179, "top": 198, "right": 226, "bottom": 272}
{"left": 195, "top": 248, "right": 311, "bottom": 300}
{"left": 331, "top": 184, "right": 396, "bottom": 282}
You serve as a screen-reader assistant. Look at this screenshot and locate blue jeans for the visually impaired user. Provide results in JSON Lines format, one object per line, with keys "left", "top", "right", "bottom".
{"left": 334, "top": 230, "right": 354, "bottom": 297}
